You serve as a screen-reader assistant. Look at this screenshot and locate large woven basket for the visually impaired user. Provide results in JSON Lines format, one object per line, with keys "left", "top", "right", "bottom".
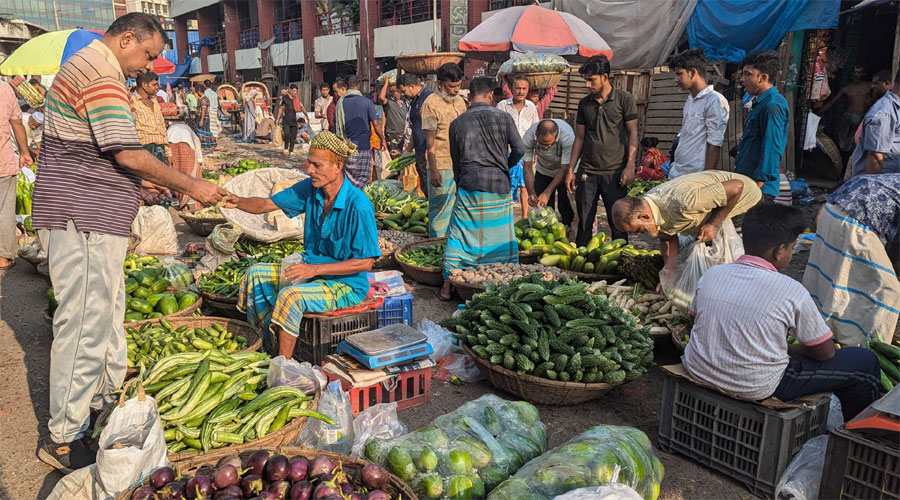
{"left": 396, "top": 51, "right": 464, "bottom": 75}
{"left": 464, "top": 344, "right": 625, "bottom": 405}
{"left": 124, "top": 291, "right": 203, "bottom": 328}
{"left": 198, "top": 289, "right": 244, "bottom": 319}
{"left": 117, "top": 445, "right": 417, "bottom": 499}
{"left": 518, "top": 250, "right": 540, "bottom": 265}
{"left": 179, "top": 210, "right": 227, "bottom": 237}
{"left": 512, "top": 71, "right": 565, "bottom": 90}
{"left": 123, "top": 316, "right": 262, "bottom": 378}
{"left": 394, "top": 237, "right": 446, "bottom": 287}
{"left": 449, "top": 278, "right": 484, "bottom": 302}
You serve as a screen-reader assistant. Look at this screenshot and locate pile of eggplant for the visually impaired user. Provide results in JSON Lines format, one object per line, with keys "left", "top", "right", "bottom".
{"left": 130, "top": 450, "right": 397, "bottom": 500}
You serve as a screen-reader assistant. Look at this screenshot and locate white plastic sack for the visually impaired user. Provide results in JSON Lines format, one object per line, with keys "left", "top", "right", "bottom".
{"left": 129, "top": 206, "right": 178, "bottom": 256}
{"left": 774, "top": 435, "right": 829, "bottom": 500}
{"left": 221, "top": 167, "right": 308, "bottom": 243}
{"left": 553, "top": 483, "right": 644, "bottom": 500}
{"left": 350, "top": 402, "right": 408, "bottom": 457}
{"left": 46, "top": 465, "right": 107, "bottom": 500}
{"left": 663, "top": 219, "right": 743, "bottom": 309}
{"left": 267, "top": 355, "right": 325, "bottom": 394}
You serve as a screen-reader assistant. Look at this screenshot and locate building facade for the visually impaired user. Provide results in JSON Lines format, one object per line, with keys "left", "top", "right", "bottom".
{"left": 0, "top": 0, "right": 116, "bottom": 31}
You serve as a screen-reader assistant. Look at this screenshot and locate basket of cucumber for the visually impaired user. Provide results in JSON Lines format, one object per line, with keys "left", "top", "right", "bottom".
{"left": 448, "top": 278, "right": 484, "bottom": 302}
{"left": 198, "top": 289, "right": 243, "bottom": 320}
{"left": 394, "top": 238, "right": 446, "bottom": 287}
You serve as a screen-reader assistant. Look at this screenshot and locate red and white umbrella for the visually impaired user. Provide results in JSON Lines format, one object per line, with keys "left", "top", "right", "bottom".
{"left": 459, "top": 5, "right": 613, "bottom": 63}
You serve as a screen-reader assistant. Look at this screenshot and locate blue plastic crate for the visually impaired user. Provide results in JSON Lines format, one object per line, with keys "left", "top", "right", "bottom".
{"left": 377, "top": 292, "right": 413, "bottom": 327}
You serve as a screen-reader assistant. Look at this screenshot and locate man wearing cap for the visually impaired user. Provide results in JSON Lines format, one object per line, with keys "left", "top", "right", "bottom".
{"left": 22, "top": 111, "right": 44, "bottom": 158}
{"left": 229, "top": 131, "right": 381, "bottom": 357}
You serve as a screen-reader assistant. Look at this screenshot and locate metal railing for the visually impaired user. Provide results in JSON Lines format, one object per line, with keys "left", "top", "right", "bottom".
{"left": 381, "top": 0, "right": 436, "bottom": 26}
{"left": 239, "top": 27, "right": 259, "bottom": 49}
{"left": 274, "top": 18, "right": 303, "bottom": 43}
{"left": 210, "top": 32, "right": 226, "bottom": 54}
{"left": 318, "top": 12, "right": 358, "bottom": 35}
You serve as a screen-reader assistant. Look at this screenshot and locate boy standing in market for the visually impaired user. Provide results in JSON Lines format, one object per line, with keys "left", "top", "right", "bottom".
{"left": 734, "top": 51, "right": 789, "bottom": 201}
{"left": 566, "top": 55, "right": 639, "bottom": 246}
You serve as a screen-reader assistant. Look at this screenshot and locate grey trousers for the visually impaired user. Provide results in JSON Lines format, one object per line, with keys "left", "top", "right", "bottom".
{"left": 43, "top": 220, "right": 128, "bottom": 443}
{"left": 0, "top": 175, "right": 16, "bottom": 260}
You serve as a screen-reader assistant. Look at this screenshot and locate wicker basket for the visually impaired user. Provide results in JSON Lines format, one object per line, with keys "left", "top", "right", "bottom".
{"left": 394, "top": 237, "right": 446, "bottom": 287}
{"left": 198, "top": 289, "right": 244, "bottom": 319}
{"left": 449, "top": 279, "right": 484, "bottom": 302}
{"left": 37, "top": 260, "right": 50, "bottom": 283}
{"left": 17, "top": 252, "right": 45, "bottom": 270}
{"left": 569, "top": 271, "right": 626, "bottom": 283}
{"left": 464, "top": 344, "right": 625, "bottom": 405}
{"left": 518, "top": 250, "right": 540, "bottom": 265}
{"left": 123, "top": 316, "right": 262, "bottom": 378}
{"left": 513, "top": 71, "right": 565, "bottom": 90}
{"left": 396, "top": 51, "right": 464, "bottom": 75}
{"left": 117, "top": 445, "right": 417, "bottom": 500}
{"left": 179, "top": 210, "right": 228, "bottom": 237}
{"left": 671, "top": 323, "right": 688, "bottom": 353}
{"left": 373, "top": 253, "right": 397, "bottom": 269}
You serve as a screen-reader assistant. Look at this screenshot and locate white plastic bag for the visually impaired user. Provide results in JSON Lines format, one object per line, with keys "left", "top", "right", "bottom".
{"left": 129, "top": 205, "right": 178, "bottom": 256}
{"left": 663, "top": 219, "right": 743, "bottom": 309}
{"left": 435, "top": 352, "right": 484, "bottom": 383}
{"left": 279, "top": 252, "right": 306, "bottom": 289}
{"left": 350, "top": 402, "right": 407, "bottom": 457}
{"left": 827, "top": 394, "right": 844, "bottom": 430}
{"left": 295, "top": 381, "right": 354, "bottom": 454}
{"left": 46, "top": 465, "right": 106, "bottom": 500}
{"left": 419, "top": 318, "right": 460, "bottom": 361}
{"left": 553, "top": 483, "right": 644, "bottom": 500}
{"left": 96, "top": 383, "right": 168, "bottom": 497}
{"left": 267, "top": 355, "right": 324, "bottom": 394}
{"left": 774, "top": 435, "right": 829, "bottom": 500}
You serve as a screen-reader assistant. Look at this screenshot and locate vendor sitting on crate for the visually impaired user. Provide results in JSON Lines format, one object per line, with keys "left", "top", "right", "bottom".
{"left": 226, "top": 131, "right": 381, "bottom": 358}
{"left": 682, "top": 202, "right": 880, "bottom": 420}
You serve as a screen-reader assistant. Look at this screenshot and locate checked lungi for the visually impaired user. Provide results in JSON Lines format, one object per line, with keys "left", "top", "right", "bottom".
{"left": 238, "top": 263, "right": 365, "bottom": 354}
{"left": 345, "top": 149, "right": 373, "bottom": 189}
{"left": 428, "top": 167, "right": 456, "bottom": 238}
{"left": 803, "top": 203, "right": 900, "bottom": 346}
{"left": 443, "top": 188, "right": 518, "bottom": 279}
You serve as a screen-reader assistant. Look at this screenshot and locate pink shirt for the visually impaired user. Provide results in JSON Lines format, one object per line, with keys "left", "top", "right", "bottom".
{"left": 0, "top": 80, "right": 23, "bottom": 176}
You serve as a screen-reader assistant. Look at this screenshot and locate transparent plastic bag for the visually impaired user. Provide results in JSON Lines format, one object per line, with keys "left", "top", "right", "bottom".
{"left": 295, "top": 381, "right": 354, "bottom": 454}
{"left": 488, "top": 425, "right": 664, "bottom": 500}
{"left": 498, "top": 53, "right": 569, "bottom": 74}
{"left": 774, "top": 435, "right": 828, "bottom": 500}
{"left": 434, "top": 352, "right": 484, "bottom": 383}
{"left": 267, "top": 355, "right": 322, "bottom": 394}
{"left": 553, "top": 483, "right": 644, "bottom": 500}
{"left": 157, "top": 257, "right": 193, "bottom": 288}
{"left": 527, "top": 206, "right": 560, "bottom": 230}
{"left": 351, "top": 402, "right": 408, "bottom": 457}
{"left": 279, "top": 252, "right": 305, "bottom": 289}
{"left": 364, "top": 394, "right": 548, "bottom": 499}
{"left": 419, "top": 318, "right": 460, "bottom": 362}
{"left": 827, "top": 395, "right": 844, "bottom": 430}
{"left": 663, "top": 219, "right": 743, "bottom": 309}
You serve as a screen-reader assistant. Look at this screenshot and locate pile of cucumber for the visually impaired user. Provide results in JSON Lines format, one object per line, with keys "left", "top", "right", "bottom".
{"left": 398, "top": 242, "right": 445, "bottom": 268}
{"left": 126, "top": 319, "right": 251, "bottom": 369}
{"left": 379, "top": 203, "right": 429, "bottom": 234}
{"left": 870, "top": 338, "right": 900, "bottom": 392}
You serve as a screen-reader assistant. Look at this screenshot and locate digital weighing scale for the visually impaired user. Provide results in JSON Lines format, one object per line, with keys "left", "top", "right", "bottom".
{"left": 336, "top": 324, "right": 433, "bottom": 370}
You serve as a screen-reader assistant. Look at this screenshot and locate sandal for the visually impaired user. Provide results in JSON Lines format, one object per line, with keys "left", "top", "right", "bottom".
{"left": 435, "top": 288, "right": 454, "bottom": 302}
{"left": 0, "top": 259, "right": 15, "bottom": 271}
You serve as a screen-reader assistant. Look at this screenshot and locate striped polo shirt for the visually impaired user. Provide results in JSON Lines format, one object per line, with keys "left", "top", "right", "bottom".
{"left": 682, "top": 255, "right": 833, "bottom": 400}
{"left": 32, "top": 39, "right": 144, "bottom": 237}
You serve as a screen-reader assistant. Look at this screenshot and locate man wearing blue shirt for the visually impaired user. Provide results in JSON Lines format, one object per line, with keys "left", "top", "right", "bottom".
{"left": 229, "top": 132, "right": 381, "bottom": 358}
{"left": 336, "top": 75, "right": 384, "bottom": 188}
{"left": 398, "top": 73, "right": 433, "bottom": 194}
{"left": 734, "top": 51, "right": 789, "bottom": 201}
{"left": 849, "top": 69, "right": 900, "bottom": 176}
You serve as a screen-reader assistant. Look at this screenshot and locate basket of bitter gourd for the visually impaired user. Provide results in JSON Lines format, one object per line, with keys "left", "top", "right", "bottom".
{"left": 441, "top": 274, "right": 655, "bottom": 405}
{"left": 394, "top": 238, "right": 446, "bottom": 287}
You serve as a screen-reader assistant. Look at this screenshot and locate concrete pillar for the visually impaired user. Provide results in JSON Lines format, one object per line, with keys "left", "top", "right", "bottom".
{"left": 358, "top": 0, "right": 380, "bottom": 81}
{"left": 196, "top": 7, "right": 211, "bottom": 74}
{"left": 258, "top": 0, "right": 275, "bottom": 76}
{"left": 174, "top": 15, "right": 189, "bottom": 64}
{"left": 464, "top": 0, "right": 488, "bottom": 77}
{"left": 224, "top": 1, "right": 239, "bottom": 82}
{"left": 301, "top": 0, "right": 323, "bottom": 82}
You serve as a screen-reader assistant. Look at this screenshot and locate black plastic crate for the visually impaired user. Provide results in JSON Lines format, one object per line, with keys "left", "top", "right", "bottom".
{"left": 292, "top": 310, "right": 378, "bottom": 365}
{"left": 819, "top": 426, "right": 900, "bottom": 500}
{"left": 657, "top": 373, "right": 830, "bottom": 498}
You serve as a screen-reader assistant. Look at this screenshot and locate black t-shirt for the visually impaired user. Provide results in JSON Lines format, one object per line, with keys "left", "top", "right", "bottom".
{"left": 280, "top": 94, "right": 297, "bottom": 125}
{"left": 575, "top": 88, "right": 638, "bottom": 174}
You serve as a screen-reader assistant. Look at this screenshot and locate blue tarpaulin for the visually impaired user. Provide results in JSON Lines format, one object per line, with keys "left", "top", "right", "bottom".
{"left": 159, "top": 56, "right": 194, "bottom": 87}
{"left": 687, "top": 0, "right": 840, "bottom": 63}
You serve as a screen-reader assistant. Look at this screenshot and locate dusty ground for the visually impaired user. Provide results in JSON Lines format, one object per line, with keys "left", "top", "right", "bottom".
{"left": 0, "top": 136, "right": 817, "bottom": 500}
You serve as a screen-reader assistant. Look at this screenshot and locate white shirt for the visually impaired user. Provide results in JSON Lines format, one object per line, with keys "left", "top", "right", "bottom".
{"left": 682, "top": 255, "right": 832, "bottom": 400}
{"left": 669, "top": 86, "right": 729, "bottom": 179}
{"left": 167, "top": 123, "right": 203, "bottom": 164}
{"left": 21, "top": 114, "right": 42, "bottom": 149}
{"left": 497, "top": 98, "right": 540, "bottom": 138}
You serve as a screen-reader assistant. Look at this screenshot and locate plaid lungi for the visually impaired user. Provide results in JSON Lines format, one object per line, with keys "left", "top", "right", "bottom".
{"left": 238, "top": 263, "right": 365, "bottom": 355}
{"left": 143, "top": 143, "right": 166, "bottom": 163}
{"left": 428, "top": 167, "right": 456, "bottom": 238}
{"left": 443, "top": 188, "right": 518, "bottom": 279}
{"left": 196, "top": 116, "right": 217, "bottom": 149}
{"left": 803, "top": 203, "right": 900, "bottom": 346}
{"left": 345, "top": 149, "right": 373, "bottom": 189}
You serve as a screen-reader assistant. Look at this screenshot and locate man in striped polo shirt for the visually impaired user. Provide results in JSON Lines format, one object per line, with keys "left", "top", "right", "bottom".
{"left": 33, "top": 13, "right": 225, "bottom": 472}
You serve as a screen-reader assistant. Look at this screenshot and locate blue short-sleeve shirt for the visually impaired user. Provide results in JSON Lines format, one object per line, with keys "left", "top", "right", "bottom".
{"left": 271, "top": 176, "right": 381, "bottom": 296}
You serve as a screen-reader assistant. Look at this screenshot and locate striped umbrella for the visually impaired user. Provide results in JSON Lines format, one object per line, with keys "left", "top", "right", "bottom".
{"left": 0, "top": 29, "right": 104, "bottom": 76}
{"left": 459, "top": 5, "right": 613, "bottom": 63}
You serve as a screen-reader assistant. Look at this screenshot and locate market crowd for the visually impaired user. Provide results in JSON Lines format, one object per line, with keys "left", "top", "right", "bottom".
{"left": 0, "top": 12, "right": 895, "bottom": 475}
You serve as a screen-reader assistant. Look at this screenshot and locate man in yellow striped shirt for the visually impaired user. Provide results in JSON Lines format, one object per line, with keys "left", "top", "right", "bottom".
{"left": 131, "top": 71, "right": 170, "bottom": 162}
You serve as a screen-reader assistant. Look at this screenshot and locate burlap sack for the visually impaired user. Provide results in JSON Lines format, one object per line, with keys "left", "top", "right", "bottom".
{"left": 221, "top": 167, "right": 307, "bottom": 243}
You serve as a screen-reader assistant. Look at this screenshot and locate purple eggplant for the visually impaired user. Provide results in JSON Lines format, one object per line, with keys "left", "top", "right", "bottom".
{"left": 216, "top": 455, "right": 243, "bottom": 471}
{"left": 257, "top": 492, "right": 280, "bottom": 500}
{"left": 158, "top": 481, "right": 186, "bottom": 500}
{"left": 213, "top": 485, "right": 242, "bottom": 499}
{"left": 265, "top": 455, "right": 290, "bottom": 482}
{"left": 213, "top": 465, "right": 240, "bottom": 489}
{"left": 318, "top": 496, "right": 343, "bottom": 500}
{"left": 312, "top": 483, "right": 340, "bottom": 499}
{"left": 317, "top": 474, "right": 334, "bottom": 484}
{"left": 348, "top": 494, "right": 363, "bottom": 500}
{"left": 248, "top": 450, "right": 271, "bottom": 476}
{"left": 269, "top": 480, "right": 291, "bottom": 499}
{"left": 132, "top": 486, "right": 159, "bottom": 500}
{"left": 364, "top": 491, "right": 390, "bottom": 500}
{"left": 287, "top": 457, "right": 309, "bottom": 482}
{"left": 241, "top": 474, "right": 265, "bottom": 497}
{"left": 360, "top": 464, "right": 387, "bottom": 490}
{"left": 289, "top": 480, "right": 313, "bottom": 500}
{"left": 307, "top": 455, "right": 336, "bottom": 479}
{"left": 151, "top": 467, "right": 177, "bottom": 490}
{"left": 339, "top": 483, "right": 357, "bottom": 495}
{"left": 186, "top": 476, "right": 216, "bottom": 500}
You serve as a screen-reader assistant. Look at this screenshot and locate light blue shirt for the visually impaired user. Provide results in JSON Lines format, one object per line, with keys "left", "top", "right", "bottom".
{"left": 850, "top": 90, "right": 900, "bottom": 176}
{"left": 271, "top": 177, "right": 381, "bottom": 296}
{"left": 204, "top": 88, "right": 219, "bottom": 113}
{"left": 522, "top": 119, "right": 574, "bottom": 177}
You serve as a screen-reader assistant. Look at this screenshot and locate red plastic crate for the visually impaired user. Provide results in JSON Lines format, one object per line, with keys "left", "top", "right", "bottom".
{"left": 324, "top": 365, "right": 431, "bottom": 416}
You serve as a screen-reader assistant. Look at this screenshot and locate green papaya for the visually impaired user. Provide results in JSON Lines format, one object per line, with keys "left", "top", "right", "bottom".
{"left": 132, "top": 286, "right": 151, "bottom": 299}
{"left": 412, "top": 472, "right": 443, "bottom": 499}
{"left": 446, "top": 475, "right": 474, "bottom": 500}
{"left": 416, "top": 446, "right": 439, "bottom": 472}
{"left": 124, "top": 278, "right": 139, "bottom": 294}
{"left": 447, "top": 449, "right": 472, "bottom": 475}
